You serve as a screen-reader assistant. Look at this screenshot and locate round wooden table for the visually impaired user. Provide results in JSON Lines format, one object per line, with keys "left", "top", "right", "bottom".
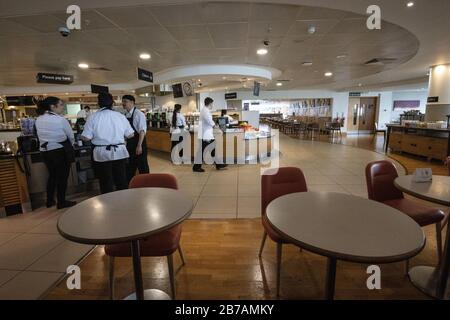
{"left": 57, "top": 188, "right": 193, "bottom": 300}
{"left": 395, "top": 175, "right": 450, "bottom": 300}
{"left": 266, "top": 192, "right": 425, "bottom": 300}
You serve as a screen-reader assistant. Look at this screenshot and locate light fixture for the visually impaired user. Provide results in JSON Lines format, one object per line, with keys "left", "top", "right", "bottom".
{"left": 257, "top": 48, "right": 268, "bottom": 55}
{"left": 78, "top": 63, "right": 89, "bottom": 69}
{"left": 222, "top": 76, "right": 227, "bottom": 80}
{"left": 406, "top": 1, "right": 414, "bottom": 7}
{"left": 139, "top": 53, "right": 151, "bottom": 60}
{"left": 307, "top": 26, "right": 316, "bottom": 34}
{"left": 336, "top": 54, "right": 347, "bottom": 59}
{"left": 302, "top": 61, "right": 313, "bottom": 66}
{"left": 276, "top": 82, "right": 283, "bottom": 87}
{"left": 358, "top": 83, "right": 362, "bottom": 87}
{"left": 324, "top": 72, "right": 333, "bottom": 77}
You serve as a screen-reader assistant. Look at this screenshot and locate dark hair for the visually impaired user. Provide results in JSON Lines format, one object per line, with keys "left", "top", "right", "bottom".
{"left": 98, "top": 93, "right": 114, "bottom": 108}
{"left": 122, "top": 95, "right": 135, "bottom": 103}
{"left": 172, "top": 104, "right": 182, "bottom": 128}
{"left": 204, "top": 97, "right": 214, "bottom": 106}
{"left": 83, "top": 105, "right": 90, "bottom": 111}
{"left": 37, "top": 96, "right": 61, "bottom": 115}
{"left": 221, "top": 109, "right": 227, "bottom": 117}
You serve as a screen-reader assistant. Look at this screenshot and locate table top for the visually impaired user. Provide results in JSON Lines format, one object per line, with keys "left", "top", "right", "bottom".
{"left": 394, "top": 175, "right": 450, "bottom": 207}
{"left": 57, "top": 188, "right": 193, "bottom": 245}
{"left": 266, "top": 192, "right": 425, "bottom": 263}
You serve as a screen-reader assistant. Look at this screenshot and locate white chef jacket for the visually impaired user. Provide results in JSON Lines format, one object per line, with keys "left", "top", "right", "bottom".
{"left": 35, "top": 112, "right": 75, "bottom": 152}
{"left": 82, "top": 108, "right": 134, "bottom": 162}
{"left": 76, "top": 109, "right": 91, "bottom": 119}
{"left": 125, "top": 107, "right": 147, "bottom": 133}
{"left": 199, "top": 106, "right": 215, "bottom": 140}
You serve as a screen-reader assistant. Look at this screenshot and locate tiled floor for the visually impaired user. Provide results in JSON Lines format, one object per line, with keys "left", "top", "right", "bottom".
{"left": 0, "top": 133, "right": 427, "bottom": 300}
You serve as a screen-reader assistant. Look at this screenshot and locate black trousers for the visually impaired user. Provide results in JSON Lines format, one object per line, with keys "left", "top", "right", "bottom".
{"left": 126, "top": 139, "right": 150, "bottom": 183}
{"left": 193, "top": 139, "right": 221, "bottom": 170}
{"left": 41, "top": 148, "right": 71, "bottom": 205}
{"left": 95, "top": 159, "right": 128, "bottom": 194}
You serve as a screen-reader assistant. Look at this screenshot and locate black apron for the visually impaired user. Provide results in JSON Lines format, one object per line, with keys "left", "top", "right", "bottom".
{"left": 126, "top": 107, "right": 147, "bottom": 157}
{"left": 40, "top": 112, "right": 75, "bottom": 163}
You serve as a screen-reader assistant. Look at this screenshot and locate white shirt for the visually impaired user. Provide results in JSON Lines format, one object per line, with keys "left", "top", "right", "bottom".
{"left": 170, "top": 113, "right": 187, "bottom": 134}
{"left": 82, "top": 108, "right": 134, "bottom": 162}
{"left": 199, "top": 106, "right": 215, "bottom": 140}
{"left": 76, "top": 109, "right": 91, "bottom": 119}
{"left": 35, "top": 112, "right": 75, "bottom": 151}
{"left": 125, "top": 107, "right": 147, "bottom": 133}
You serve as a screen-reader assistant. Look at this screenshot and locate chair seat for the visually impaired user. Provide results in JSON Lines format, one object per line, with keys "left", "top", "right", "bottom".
{"left": 105, "top": 225, "right": 182, "bottom": 257}
{"left": 383, "top": 198, "right": 445, "bottom": 226}
{"left": 262, "top": 215, "right": 290, "bottom": 244}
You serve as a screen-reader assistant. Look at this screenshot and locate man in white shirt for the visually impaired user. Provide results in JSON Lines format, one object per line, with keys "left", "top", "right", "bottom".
{"left": 193, "top": 97, "right": 227, "bottom": 172}
{"left": 122, "top": 95, "right": 150, "bottom": 183}
{"left": 76, "top": 105, "right": 91, "bottom": 119}
{"left": 81, "top": 93, "right": 135, "bottom": 194}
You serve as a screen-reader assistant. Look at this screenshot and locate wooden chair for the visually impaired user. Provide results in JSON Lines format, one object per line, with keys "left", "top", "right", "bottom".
{"left": 104, "top": 173, "right": 185, "bottom": 300}
{"left": 373, "top": 122, "right": 387, "bottom": 142}
{"left": 259, "top": 167, "right": 308, "bottom": 297}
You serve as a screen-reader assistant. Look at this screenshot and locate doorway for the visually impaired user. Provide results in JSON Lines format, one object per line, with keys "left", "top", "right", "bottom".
{"left": 347, "top": 97, "right": 378, "bottom": 134}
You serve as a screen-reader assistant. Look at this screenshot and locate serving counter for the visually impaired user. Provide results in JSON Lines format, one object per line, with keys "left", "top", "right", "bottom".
{"left": 146, "top": 127, "right": 274, "bottom": 164}
{"left": 386, "top": 124, "right": 450, "bottom": 161}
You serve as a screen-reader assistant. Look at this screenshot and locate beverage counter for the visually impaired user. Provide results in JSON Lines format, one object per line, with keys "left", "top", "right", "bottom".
{"left": 385, "top": 124, "right": 450, "bottom": 161}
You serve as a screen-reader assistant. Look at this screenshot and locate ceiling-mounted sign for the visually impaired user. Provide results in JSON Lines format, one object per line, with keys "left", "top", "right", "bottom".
{"left": 349, "top": 92, "right": 362, "bottom": 97}
{"left": 253, "top": 81, "right": 260, "bottom": 97}
{"left": 6, "top": 96, "right": 35, "bottom": 106}
{"left": 172, "top": 83, "right": 183, "bottom": 98}
{"left": 91, "top": 84, "right": 109, "bottom": 94}
{"left": 36, "top": 73, "right": 74, "bottom": 84}
{"left": 225, "top": 92, "right": 237, "bottom": 100}
{"left": 427, "top": 96, "right": 439, "bottom": 103}
{"left": 137, "top": 67, "right": 153, "bottom": 83}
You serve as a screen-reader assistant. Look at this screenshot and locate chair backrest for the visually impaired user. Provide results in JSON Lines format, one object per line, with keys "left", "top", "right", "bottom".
{"left": 261, "top": 167, "right": 308, "bottom": 215}
{"left": 129, "top": 173, "right": 178, "bottom": 190}
{"left": 447, "top": 157, "right": 450, "bottom": 176}
{"left": 365, "top": 160, "right": 403, "bottom": 202}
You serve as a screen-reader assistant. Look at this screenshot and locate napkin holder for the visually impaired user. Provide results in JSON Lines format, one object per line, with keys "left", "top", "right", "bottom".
{"left": 413, "top": 168, "right": 432, "bottom": 183}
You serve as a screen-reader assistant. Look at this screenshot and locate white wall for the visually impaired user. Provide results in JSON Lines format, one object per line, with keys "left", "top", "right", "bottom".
{"left": 154, "top": 94, "right": 197, "bottom": 113}
{"left": 391, "top": 91, "right": 428, "bottom": 122}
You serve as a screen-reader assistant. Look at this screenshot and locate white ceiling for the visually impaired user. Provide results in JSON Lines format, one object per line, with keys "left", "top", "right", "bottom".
{"left": 0, "top": 0, "right": 446, "bottom": 93}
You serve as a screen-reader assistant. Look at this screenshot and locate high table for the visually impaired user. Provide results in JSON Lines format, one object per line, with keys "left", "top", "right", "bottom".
{"left": 394, "top": 175, "right": 450, "bottom": 299}
{"left": 266, "top": 192, "right": 425, "bottom": 299}
{"left": 57, "top": 188, "right": 193, "bottom": 300}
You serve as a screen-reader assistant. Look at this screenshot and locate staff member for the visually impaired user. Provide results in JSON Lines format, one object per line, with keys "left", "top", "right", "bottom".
{"left": 171, "top": 104, "right": 187, "bottom": 160}
{"left": 76, "top": 105, "right": 91, "bottom": 119}
{"left": 122, "top": 95, "right": 150, "bottom": 182}
{"left": 35, "top": 96, "right": 76, "bottom": 209}
{"left": 193, "top": 97, "right": 227, "bottom": 172}
{"left": 82, "top": 93, "right": 134, "bottom": 194}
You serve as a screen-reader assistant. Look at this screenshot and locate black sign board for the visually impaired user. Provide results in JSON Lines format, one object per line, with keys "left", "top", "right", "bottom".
{"left": 36, "top": 73, "right": 74, "bottom": 84}
{"left": 349, "top": 92, "right": 362, "bottom": 97}
{"left": 225, "top": 92, "right": 237, "bottom": 100}
{"left": 172, "top": 83, "right": 183, "bottom": 98}
{"left": 253, "top": 81, "right": 260, "bottom": 97}
{"left": 427, "top": 96, "right": 439, "bottom": 103}
{"left": 137, "top": 67, "right": 153, "bottom": 83}
{"left": 91, "top": 84, "right": 109, "bottom": 94}
{"left": 6, "top": 96, "right": 35, "bottom": 106}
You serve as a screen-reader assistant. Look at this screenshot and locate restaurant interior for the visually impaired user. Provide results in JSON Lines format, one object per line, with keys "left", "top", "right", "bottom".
{"left": 0, "top": 0, "right": 450, "bottom": 302}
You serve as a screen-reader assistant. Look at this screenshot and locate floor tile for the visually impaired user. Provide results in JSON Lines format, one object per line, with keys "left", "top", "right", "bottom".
{"left": 193, "top": 197, "right": 237, "bottom": 215}
{"left": 201, "top": 184, "right": 238, "bottom": 197}
{"left": 0, "top": 271, "right": 63, "bottom": 300}
{"left": 0, "top": 270, "right": 20, "bottom": 287}
{"left": 237, "top": 197, "right": 261, "bottom": 218}
{"left": 0, "top": 233, "right": 21, "bottom": 246}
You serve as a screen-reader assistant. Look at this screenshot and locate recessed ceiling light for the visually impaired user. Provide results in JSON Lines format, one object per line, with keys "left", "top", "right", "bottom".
{"left": 324, "top": 72, "right": 333, "bottom": 77}
{"left": 197, "top": 79, "right": 201, "bottom": 82}
{"left": 78, "top": 63, "right": 89, "bottom": 69}
{"left": 336, "top": 55, "right": 347, "bottom": 59}
{"left": 358, "top": 83, "right": 362, "bottom": 87}
{"left": 406, "top": 1, "right": 414, "bottom": 7}
{"left": 139, "top": 53, "right": 151, "bottom": 60}
{"left": 302, "top": 62, "right": 313, "bottom": 66}
{"left": 65, "top": 93, "right": 69, "bottom": 95}
{"left": 276, "top": 82, "right": 283, "bottom": 87}
{"left": 257, "top": 48, "right": 268, "bottom": 55}
{"left": 222, "top": 76, "right": 227, "bottom": 80}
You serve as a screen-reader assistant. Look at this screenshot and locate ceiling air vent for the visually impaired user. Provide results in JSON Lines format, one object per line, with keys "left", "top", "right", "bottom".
{"left": 364, "top": 58, "right": 397, "bottom": 66}
{"left": 89, "top": 66, "right": 112, "bottom": 71}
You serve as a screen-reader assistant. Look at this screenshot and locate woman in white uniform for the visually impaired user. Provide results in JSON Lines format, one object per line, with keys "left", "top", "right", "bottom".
{"left": 81, "top": 93, "right": 135, "bottom": 194}
{"left": 35, "top": 97, "right": 76, "bottom": 209}
{"left": 170, "top": 104, "right": 187, "bottom": 161}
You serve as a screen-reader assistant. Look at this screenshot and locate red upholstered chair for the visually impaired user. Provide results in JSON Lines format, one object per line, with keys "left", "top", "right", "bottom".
{"left": 259, "top": 167, "right": 308, "bottom": 297}
{"left": 104, "top": 173, "right": 185, "bottom": 300}
{"left": 365, "top": 161, "right": 445, "bottom": 268}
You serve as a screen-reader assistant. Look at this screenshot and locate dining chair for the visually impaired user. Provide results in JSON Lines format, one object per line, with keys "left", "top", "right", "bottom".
{"left": 259, "top": 167, "right": 308, "bottom": 297}
{"left": 447, "top": 156, "right": 450, "bottom": 176}
{"left": 104, "top": 173, "right": 185, "bottom": 300}
{"left": 365, "top": 161, "right": 446, "bottom": 270}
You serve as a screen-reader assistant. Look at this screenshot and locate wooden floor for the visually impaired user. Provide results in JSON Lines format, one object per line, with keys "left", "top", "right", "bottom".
{"left": 45, "top": 134, "right": 448, "bottom": 300}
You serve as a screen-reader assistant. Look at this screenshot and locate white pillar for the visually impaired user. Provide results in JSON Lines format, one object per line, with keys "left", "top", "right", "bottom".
{"left": 425, "top": 64, "right": 450, "bottom": 121}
